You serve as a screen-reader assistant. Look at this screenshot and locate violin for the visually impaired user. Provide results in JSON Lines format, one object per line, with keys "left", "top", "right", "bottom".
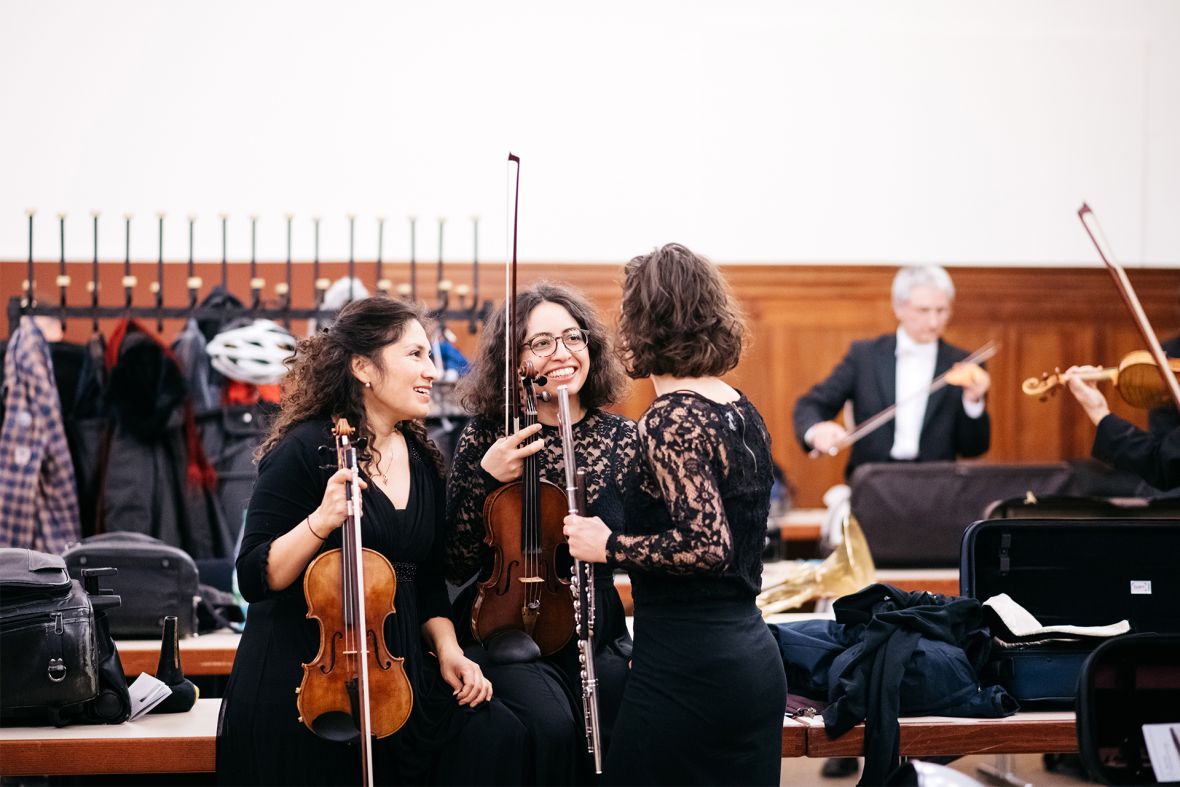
{"left": 1022, "top": 350, "right": 1180, "bottom": 410}
{"left": 473, "top": 363, "right": 575, "bottom": 654}
{"left": 470, "top": 154, "right": 575, "bottom": 655}
{"left": 297, "top": 419, "right": 412, "bottom": 787}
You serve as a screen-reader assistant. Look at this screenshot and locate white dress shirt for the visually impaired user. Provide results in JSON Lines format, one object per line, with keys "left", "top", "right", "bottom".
{"left": 891, "top": 328, "right": 984, "bottom": 459}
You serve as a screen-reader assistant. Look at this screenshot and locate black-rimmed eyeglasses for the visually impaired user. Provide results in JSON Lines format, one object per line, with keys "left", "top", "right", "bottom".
{"left": 522, "top": 328, "right": 589, "bottom": 357}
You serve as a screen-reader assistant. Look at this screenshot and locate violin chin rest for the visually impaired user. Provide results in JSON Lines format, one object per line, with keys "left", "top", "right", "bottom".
{"left": 311, "top": 711, "right": 361, "bottom": 743}
{"left": 484, "top": 630, "right": 541, "bottom": 665}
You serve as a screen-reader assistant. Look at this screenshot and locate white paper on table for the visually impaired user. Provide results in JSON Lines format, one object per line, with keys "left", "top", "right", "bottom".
{"left": 1142, "top": 723, "right": 1180, "bottom": 783}
{"left": 127, "top": 673, "right": 172, "bottom": 721}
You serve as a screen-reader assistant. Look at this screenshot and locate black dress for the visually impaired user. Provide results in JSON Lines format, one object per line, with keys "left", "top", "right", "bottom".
{"left": 216, "top": 420, "right": 526, "bottom": 786}
{"left": 445, "top": 409, "right": 636, "bottom": 783}
{"left": 604, "top": 392, "right": 787, "bottom": 786}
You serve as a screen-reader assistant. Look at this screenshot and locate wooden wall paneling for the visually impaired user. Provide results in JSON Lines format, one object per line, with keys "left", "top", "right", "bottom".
{"left": 4, "top": 260, "right": 1177, "bottom": 508}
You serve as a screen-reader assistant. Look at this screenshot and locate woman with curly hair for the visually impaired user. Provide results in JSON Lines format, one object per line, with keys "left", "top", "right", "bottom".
{"left": 564, "top": 244, "right": 787, "bottom": 786}
{"left": 445, "top": 281, "right": 635, "bottom": 784}
{"left": 216, "top": 296, "right": 525, "bottom": 786}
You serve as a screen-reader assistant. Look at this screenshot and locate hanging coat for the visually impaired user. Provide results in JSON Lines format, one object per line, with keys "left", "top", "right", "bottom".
{"left": 0, "top": 317, "right": 81, "bottom": 553}
{"left": 89, "top": 319, "right": 228, "bottom": 559}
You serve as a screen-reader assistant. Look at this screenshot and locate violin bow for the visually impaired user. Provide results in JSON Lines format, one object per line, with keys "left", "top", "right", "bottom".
{"left": 505, "top": 153, "right": 521, "bottom": 435}
{"left": 1078, "top": 203, "right": 1180, "bottom": 412}
{"left": 811, "top": 339, "right": 1000, "bottom": 458}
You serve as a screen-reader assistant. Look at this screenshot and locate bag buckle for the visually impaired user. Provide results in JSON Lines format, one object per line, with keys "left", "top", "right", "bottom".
{"left": 48, "top": 657, "right": 67, "bottom": 683}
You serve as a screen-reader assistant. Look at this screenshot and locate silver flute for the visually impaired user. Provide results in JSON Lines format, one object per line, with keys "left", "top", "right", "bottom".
{"left": 556, "top": 385, "right": 603, "bottom": 774}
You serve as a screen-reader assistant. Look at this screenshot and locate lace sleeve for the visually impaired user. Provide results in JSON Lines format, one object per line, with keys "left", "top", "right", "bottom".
{"left": 606, "top": 402, "right": 733, "bottom": 574}
{"left": 443, "top": 418, "right": 501, "bottom": 584}
{"left": 609, "top": 417, "right": 638, "bottom": 496}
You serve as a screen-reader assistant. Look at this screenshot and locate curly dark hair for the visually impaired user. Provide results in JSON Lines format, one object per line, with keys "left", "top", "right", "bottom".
{"left": 256, "top": 296, "right": 446, "bottom": 477}
{"left": 458, "top": 281, "right": 628, "bottom": 422}
{"left": 618, "top": 243, "right": 747, "bottom": 379}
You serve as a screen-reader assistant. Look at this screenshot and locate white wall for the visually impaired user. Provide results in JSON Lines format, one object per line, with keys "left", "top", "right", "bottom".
{"left": 1, "top": 0, "right": 1178, "bottom": 268}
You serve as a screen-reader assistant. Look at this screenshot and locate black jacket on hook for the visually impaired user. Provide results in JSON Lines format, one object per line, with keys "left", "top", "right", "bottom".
{"left": 77, "top": 319, "right": 230, "bottom": 559}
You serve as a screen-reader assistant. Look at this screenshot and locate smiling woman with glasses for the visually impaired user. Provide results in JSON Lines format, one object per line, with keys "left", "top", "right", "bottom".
{"left": 522, "top": 327, "right": 589, "bottom": 357}
{"left": 445, "top": 281, "right": 636, "bottom": 784}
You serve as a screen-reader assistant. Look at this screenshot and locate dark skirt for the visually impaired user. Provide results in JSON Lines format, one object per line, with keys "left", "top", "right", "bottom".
{"left": 462, "top": 574, "right": 633, "bottom": 785}
{"left": 604, "top": 599, "right": 786, "bottom": 787}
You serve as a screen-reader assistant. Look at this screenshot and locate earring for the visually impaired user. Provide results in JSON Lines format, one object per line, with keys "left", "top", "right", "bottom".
{"left": 364, "top": 381, "right": 372, "bottom": 389}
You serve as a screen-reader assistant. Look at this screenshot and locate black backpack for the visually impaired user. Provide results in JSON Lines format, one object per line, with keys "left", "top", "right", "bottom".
{"left": 0, "top": 548, "right": 131, "bottom": 726}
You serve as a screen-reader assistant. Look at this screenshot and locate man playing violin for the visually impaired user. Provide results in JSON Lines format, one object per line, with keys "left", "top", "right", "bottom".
{"left": 793, "top": 264, "right": 991, "bottom": 478}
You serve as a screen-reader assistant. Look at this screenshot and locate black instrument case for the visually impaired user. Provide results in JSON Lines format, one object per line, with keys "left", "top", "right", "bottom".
{"left": 960, "top": 518, "right": 1180, "bottom": 707}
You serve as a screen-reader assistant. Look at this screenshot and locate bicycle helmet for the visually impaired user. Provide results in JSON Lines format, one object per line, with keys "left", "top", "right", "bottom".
{"left": 206, "top": 319, "right": 297, "bottom": 386}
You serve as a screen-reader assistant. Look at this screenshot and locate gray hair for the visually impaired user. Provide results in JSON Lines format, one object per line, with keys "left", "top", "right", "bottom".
{"left": 891, "top": 265, "right": 955, "bottom": 308}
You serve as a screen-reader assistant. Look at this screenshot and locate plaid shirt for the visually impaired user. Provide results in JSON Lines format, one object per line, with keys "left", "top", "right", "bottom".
{"left": 0, "top": 318, "right": 81, "bottom": 553}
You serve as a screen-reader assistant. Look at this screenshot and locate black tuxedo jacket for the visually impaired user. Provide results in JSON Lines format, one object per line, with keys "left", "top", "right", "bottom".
{"left": 1095, "top": 414, "right": 1180, "bottom": 491}
{"left": 792, "top": 333, "right": 990, "bottom": 477}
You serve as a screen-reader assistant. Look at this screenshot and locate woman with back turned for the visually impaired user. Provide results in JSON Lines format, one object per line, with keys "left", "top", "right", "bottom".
{"left": 563, "top": 243, "right": 787, "bottom": 786}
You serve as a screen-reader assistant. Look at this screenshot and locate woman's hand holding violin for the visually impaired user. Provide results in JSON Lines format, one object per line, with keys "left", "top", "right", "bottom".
{"left": 480, "top": 423, "right": 545, "bottom": 482}
{"left": 308, "top": 467, "right": 367, "bottom": 538}
{"left": 563, "top": 514, "right": 611, "bottom": 564}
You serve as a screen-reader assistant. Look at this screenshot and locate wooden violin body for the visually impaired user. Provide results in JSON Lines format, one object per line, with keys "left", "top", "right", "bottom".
{"left": 299, "top": 547, "right": 413, "bottom": 740}
{"left": 1022, "top": 350, "right": 1180, "bottom": 410}
{"left": 473, "top": 477, "right": 575, "bottom": 655}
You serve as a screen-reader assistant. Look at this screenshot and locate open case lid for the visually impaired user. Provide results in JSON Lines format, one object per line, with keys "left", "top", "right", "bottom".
{"left": 959, "top": 519, "right": 1180, "bottom": 633}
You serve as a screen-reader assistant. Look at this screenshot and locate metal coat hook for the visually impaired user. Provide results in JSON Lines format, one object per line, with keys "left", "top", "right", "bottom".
{"left": 278, "top": 213, "right": 293, "bottom": 327}
{"left": 250, "top": 215, "right": 263, "bottom": 310}
{"left": 154, "top": 213, "right": 165, "bottom": 331}
{"left": 347, "top": 214, "right": 356, "bottom": 303}
{"left": 24, "top": 209, "right": 35, "bottom": 313}
{"left": 58, "top": 213, "right": 69, "bottom": 329}
{"left": 467, "top": 215, "right": 480, "bottom": 333}
{"left": 313, "top": 217, "right": 327, "bottom": 308}
{"left": 408, "top": 216, "right": 417, "bottom": 303}
{"left": 89, "top": 212, "right": 100, "bottom": 333}
{"left": 122, "top": 214, "right": 136, "bottom": 313}
{"left": 376, "top": 216, "right": 390, "bottom": 294}
{"left": 436, "top": 217, "right": 451, "bottom": 312}
{"left": 186, "top": 215, "right": 201, "bottom": 312}
{"left": 219, "top": 213, "right": 229, "bottom": 292}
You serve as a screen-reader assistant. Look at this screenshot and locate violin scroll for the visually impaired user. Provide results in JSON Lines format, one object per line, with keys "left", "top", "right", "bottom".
{"left": 1022, "top": 369, "right": 1066, "bottom": 400}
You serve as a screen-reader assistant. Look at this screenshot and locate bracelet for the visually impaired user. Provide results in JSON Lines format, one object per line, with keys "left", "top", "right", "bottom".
{"left": 305, "top": 516, "right": 327, "bottom": 541}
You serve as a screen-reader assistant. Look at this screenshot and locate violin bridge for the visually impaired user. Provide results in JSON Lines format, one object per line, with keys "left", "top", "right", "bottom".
{"left": 517, "top": 576, "right": 544, "bottom": 584}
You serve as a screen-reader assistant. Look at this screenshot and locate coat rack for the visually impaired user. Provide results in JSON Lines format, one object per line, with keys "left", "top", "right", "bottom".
{"left": 9, "top": 212, "right": 493, "bottom": 337}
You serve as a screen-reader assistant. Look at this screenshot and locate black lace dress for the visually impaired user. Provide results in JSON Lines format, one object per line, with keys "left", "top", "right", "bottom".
{"left": 445, "top": 409, "right": 636, "bottom": 783}
{"left": 603, "top": 391, "right": 787, "bottom": 787}
{"left": 216, "top": 420, "right": 526, "bottom": 786}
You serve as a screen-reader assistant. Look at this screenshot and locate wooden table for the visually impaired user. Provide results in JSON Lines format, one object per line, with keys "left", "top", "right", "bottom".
{"left": 0, "top": 697, "right": 221, "bottom": 776}
{"left": 795, "top": 711, "right": 1078, "bottom": 757}
{"left": 0, "top": 699, "right": 1076, "bottom": 776}
{"left": 116, "top": 630, "right": 241, "bottom": 677}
